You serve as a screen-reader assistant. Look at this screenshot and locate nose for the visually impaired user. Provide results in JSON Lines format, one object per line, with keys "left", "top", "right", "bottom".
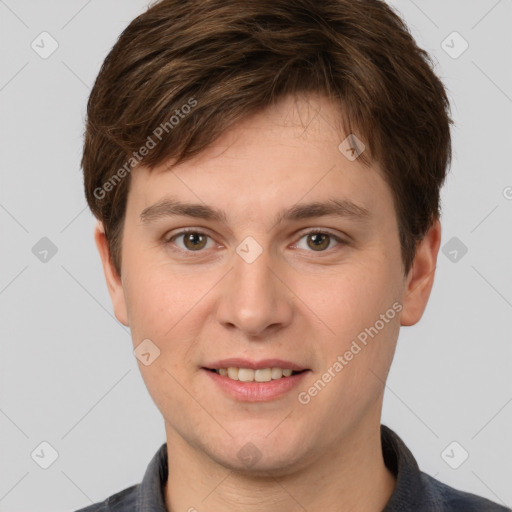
{"left": 215, "top": 247, "right": 294, "bottom": 337}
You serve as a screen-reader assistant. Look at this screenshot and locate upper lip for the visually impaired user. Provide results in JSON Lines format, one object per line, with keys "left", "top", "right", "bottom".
{"left": 203, "top": 358, "right": 309, "bottom": 371}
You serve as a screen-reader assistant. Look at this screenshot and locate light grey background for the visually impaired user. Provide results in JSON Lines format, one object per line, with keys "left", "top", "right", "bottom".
{"left": 0, "top": 1, "right": 511, "bottom": 510}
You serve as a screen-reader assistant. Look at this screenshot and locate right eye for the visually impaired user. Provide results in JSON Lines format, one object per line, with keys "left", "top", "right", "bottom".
{"left": 165, "top": 229, "right": 216, "bottom": 253}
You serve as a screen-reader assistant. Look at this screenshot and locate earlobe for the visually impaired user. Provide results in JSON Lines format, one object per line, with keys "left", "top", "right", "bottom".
{"left": 94, "top": 221, "right": 129, "bottom": 326}
{"left": 400, "top": 219, "right": 441, "bottom": 327}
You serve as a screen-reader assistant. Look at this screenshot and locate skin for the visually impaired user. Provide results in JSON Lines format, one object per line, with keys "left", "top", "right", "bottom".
{"left": 95, "top": 93, "right": 441, "bottom": 511}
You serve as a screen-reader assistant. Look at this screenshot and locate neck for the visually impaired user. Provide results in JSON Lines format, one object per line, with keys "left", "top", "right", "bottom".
{"left": 163, "top": 417, "right": 396, "bottom": 512}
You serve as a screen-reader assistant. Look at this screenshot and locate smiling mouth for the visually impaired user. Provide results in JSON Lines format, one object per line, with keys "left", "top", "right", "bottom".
{"left": 204, "top": 368, "right": 305, "bottom": 374}
{"left": 203, "top": 367, "right": 308, "bottom": 382}
{"left": 202, "top": 366, "right": 310, "bottom": 401}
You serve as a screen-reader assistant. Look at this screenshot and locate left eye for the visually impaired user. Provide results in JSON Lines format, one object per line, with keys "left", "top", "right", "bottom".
{"left": 167, "top": 229, "right": 344, "bottom": 254}
{"left": 294, "top": 231, "right": 344, "bottom": 252}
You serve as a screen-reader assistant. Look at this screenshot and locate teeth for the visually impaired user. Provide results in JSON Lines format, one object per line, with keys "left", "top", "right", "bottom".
{"left": 216, "top": 367, "right": 297, "bottom": 382}
{"left": 227, "top": 367, "right": 239, "bottom": 380}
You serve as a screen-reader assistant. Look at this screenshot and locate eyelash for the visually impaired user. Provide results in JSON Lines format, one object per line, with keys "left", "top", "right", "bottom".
{"left": 164, "top": 228, "right": 347, "bottom": 256}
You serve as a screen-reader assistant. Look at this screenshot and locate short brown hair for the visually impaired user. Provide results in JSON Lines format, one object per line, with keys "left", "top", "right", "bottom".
{"left": 82, "top": 0, "right": 453, "bottom": 276}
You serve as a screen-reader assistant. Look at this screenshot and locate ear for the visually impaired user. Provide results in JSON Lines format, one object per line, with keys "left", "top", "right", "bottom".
{"left": 400, "top": 219, "right": 441, "bottom": 326}
{"left": 94, "top": 221, "right": 129, "bottom": 326}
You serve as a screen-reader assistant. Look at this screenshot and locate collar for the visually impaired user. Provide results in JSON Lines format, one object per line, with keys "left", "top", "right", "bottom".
{"left": 134, "top": 424, "right": 425, "bottom": 511}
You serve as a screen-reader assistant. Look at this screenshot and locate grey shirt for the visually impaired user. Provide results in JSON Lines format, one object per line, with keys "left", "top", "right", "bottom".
{"left": 74, "top": 425, "right": 510, "bottom": 511}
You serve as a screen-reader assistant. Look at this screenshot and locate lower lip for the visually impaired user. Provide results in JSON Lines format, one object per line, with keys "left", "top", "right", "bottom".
{"left": 202, "top": 369, "right": 310, "bottom": 402}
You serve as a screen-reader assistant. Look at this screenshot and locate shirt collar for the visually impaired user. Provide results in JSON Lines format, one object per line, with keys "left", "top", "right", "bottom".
{"left": 380, "top": 424, "right": 438, "bottom": 510}
{"left": 135, "top": 424, "right": 425, "bottom": 511}
{"left": 136, "top": 441, "right": 168, "bottom": 511}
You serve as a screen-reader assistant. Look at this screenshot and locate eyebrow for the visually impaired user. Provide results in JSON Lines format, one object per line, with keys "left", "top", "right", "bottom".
{"left": 139, "top": 197, "right": 371, "bottom": 226}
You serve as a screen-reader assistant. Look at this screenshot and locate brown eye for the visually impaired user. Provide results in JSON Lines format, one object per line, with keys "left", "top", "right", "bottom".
{"left": 307, "top": 233, "right": 330, "bottom": 251}
{"left": 295, "top": 230, "right": 345, "bottom": 252}
{"left": 169, "top": 231, "right": 213, "bottom": 252}
{"left": 183, "top": 232, "right": 207, "bottom": 250}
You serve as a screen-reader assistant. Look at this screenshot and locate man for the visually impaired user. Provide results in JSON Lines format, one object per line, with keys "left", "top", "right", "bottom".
{"left": 76, "top": 0, "right": 510, "bottom": 510}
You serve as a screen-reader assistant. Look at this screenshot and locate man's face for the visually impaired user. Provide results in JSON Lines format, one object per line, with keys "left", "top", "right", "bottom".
{"left": 98, "top": 94, "right": 422, "bottom": 473}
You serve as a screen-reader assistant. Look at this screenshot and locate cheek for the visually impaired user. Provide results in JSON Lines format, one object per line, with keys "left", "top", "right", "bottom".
{"left": 311, "top": 257, "right": 401, "bottom": 388}
{"left": 121, "top": 259, "right": 216, "bottom": 375}
{"left": 125, "top": 278, "right": 191, "bottom": 343}
{"left": 121, "top": 244, "right": 190, "bottom": 333}
{"left": 124, "top": 269, "right": 201, "bottom": 401}
{"left": 314, "top": 259, "right": 399, "bottom": 337}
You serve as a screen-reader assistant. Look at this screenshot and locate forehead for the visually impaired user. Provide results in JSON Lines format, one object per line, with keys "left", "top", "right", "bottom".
{"left": 127, "top": 94, "right": 395, "bottom": 226}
